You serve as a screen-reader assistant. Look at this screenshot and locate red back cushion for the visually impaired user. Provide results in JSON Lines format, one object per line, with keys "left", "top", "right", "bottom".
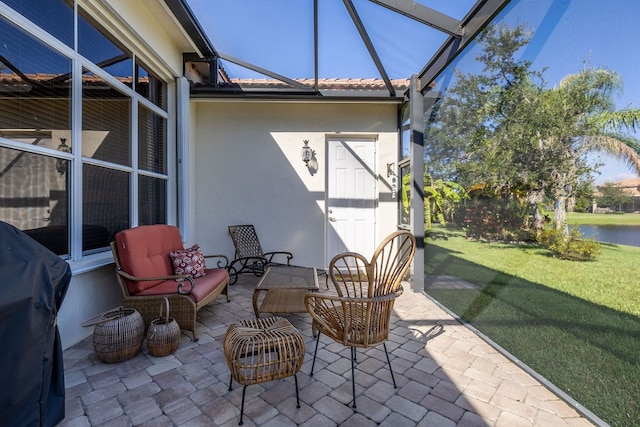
{"left": 115, "top": 225, "right": 184, "bottom": 293}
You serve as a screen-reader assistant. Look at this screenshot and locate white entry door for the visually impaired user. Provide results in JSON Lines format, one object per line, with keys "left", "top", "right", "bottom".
{"left": 326, "top": 138, "right": 376, "bottom": 266}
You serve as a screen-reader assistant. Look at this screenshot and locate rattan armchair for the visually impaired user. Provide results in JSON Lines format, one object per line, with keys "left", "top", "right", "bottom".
{"left": 304, "top": 230, "right": 416, "bottom": 408}
{"left": 227, "top": 224, "right": 293, "bottom": 285}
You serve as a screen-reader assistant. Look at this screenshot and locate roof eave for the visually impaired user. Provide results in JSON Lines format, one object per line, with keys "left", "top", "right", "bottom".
{"left": 189, "top": 89, "right": 405, "bottom": 104}
{"left": 163, "top": 0, "right": 217, "bottom": 58}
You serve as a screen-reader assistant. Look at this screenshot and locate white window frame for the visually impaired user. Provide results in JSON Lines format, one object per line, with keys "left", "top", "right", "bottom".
{"left": 0, "top": 1, "right": 177, "bottom": 273}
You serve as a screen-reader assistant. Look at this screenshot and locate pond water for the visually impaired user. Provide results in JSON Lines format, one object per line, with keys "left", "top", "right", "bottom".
{"left": 574, "top": 225, "right": 640, "bottom": 248}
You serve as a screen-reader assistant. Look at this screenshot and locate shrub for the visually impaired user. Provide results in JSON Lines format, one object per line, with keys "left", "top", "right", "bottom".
{"left": 536, "top": 226, "right": 600, "bottom": 261}
{"left": 454, "top": 197, "right": 535, "bottom": 242}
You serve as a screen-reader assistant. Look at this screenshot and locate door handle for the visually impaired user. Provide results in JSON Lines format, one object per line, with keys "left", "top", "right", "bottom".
{"left": 329, "top": 217, "right": 336, "bottom": 222}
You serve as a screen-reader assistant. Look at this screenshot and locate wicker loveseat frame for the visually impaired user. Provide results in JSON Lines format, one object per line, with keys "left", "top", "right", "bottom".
{"left": 110, "top": 224, "right": 230, "bottom": 341}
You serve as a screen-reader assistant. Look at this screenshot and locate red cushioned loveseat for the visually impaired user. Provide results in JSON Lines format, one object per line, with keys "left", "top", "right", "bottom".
{"left": 110, "top": 224, "right": 229, "bottom": 341}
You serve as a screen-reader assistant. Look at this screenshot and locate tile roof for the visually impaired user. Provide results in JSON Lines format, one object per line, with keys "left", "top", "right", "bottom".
{"left": 226, "top": 77, "right": 410, "bottom": 91}
{"left": 191, "top": 77, "right": 410, "bottom": 95}
{"left": 2, "top": 73, "right": 409, "bottom": 95}
{"left": 598, "top": 178, "right": 640, "bottom": 196}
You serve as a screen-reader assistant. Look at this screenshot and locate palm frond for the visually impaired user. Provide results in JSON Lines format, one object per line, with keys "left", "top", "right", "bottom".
{"left": 583, "top": 135, "right": 640, "bottom": 174}
{"left": 591, "top": 109, "right": 640, "bottom": 132}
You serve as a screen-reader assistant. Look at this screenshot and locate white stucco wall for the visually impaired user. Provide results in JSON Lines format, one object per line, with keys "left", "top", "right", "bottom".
{"left": 191, "top": 101, "right": 401, "bottom": 270}
{"left": 57, "top": 266, "right": 122, "bottom": 350}
{"left": 57, "top": 99, "right": 402, "bottom": 349}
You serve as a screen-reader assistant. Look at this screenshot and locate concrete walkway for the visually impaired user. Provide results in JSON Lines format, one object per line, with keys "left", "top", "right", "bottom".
{"left": 60, "top": 274, "right": 598, "bottom": 426}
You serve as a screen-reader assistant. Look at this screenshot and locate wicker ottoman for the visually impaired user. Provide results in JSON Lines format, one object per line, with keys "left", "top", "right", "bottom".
{"left": 224, "top": 316, "right": 305, "bottom": 425}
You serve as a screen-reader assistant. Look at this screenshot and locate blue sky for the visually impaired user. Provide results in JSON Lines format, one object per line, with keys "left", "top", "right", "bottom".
{"left": 187, "top": 0, "right": 475, "bottom": 80}
{"left": 498, "top": 0, "right": 640, "bottom": 184}
{"left": 187, "top": 0, "right": 640, "bottom": 184}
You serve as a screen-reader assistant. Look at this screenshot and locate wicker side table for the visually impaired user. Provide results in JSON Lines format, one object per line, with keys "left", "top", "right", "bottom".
{"left": 224, "top": 316, "right": 305, "bottom": 425}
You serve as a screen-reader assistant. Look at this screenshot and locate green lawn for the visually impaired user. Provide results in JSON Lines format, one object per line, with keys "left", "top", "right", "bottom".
{"left": 567, "top": 211, "right": 640, "bottom": 225}
{"left": 425, "top": 229, "right": 640, "bottom": 427}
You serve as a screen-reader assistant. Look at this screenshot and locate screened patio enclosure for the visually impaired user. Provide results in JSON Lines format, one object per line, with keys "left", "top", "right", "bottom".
{"left": 0, "top": 0, "right": 511, "bottom": 286}
{"left": 167, "top": 0, "right": 512, "bottom": 291}
{"left": 2, "top": 0, "right": 639, "bottom": 425}
{"left": 171, "top": 2, "right": 640, "bottom": 425}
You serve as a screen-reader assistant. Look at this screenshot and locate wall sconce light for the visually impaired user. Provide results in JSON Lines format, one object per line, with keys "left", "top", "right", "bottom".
{"left": 301, "top": 140, "right": 313, "bottom": 166}
{"left": 56, "top": 138, "right": 71, "bottom": 175}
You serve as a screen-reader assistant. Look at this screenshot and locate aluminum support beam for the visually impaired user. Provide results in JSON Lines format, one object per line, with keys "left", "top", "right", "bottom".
{"left": 417, "top": 0, "right": 511, "bottom": 92}
{"left": 314, "top": 0, "right": 319, "bottom": 93}
{"left": 343, "top": 0, "right": 395, "bottom": 97}
{"left": 368, "top": 0, "right": 461, "bottom": 37}
{"left": 217, "top": 53, "right": 314, "bottom": 91}
{"left": 409, "top": 75, "right": 425, "bottom": 292}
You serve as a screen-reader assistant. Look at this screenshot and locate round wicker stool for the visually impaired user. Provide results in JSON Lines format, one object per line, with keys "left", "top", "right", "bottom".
{"left": 224, "top": 316, "right": 305, "bottom": 425}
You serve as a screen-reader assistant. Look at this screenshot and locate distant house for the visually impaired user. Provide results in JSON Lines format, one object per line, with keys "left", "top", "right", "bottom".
{"left": 593, "top": 178, "right": 640, "bottom": 213}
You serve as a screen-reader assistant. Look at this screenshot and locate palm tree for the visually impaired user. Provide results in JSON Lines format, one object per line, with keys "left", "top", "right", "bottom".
{"left": 544, "top": 70, "right": 640, "bottom": 232}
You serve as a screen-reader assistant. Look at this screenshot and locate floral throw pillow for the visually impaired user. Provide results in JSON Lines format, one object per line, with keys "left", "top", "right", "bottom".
{"left": 170, "top": 244, "right": 207, "bottom": 278}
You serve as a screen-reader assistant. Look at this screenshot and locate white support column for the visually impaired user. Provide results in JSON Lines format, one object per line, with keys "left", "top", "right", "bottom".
{"left": 176, "top": 76, "right": 191, "bottom": 242}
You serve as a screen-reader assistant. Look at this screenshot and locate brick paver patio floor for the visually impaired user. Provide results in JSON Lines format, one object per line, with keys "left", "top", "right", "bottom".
{"left": 60, "top": 274, "right": 598, "bottom": 426}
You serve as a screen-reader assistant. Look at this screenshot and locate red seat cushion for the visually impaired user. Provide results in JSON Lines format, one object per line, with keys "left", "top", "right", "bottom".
{"left": 115, "top": 225, "right": 184, "bottom": 293}
{"left": 135, "top": 268, "right": 229, "bottom": 302}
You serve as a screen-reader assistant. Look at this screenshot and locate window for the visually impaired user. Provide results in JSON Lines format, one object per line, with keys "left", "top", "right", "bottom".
{"left": 398, "top": 102, "right": 411, "bottom": 226}
{"left": 0, "top": 146, "right": 70, "bottom": 253}
{"left": 136, "top": 61, "right": 166, "bottom": 110}
{"left": 0, "top": 14, "right": 72, "bottom": 255}
{"left": 82, "top": 70, "right": 131, "bottom": 166}
{"left": 138, "top": 104, "right": 166, "bottom": 173}
{"left": 0, "top": 2, "right": 170, "bottom": 259}
{"left": 400, "top": 102, "right": 410, "bottom": 159}
{"left": 2, "top": 0, "right": 73, "bottom": 47}
{"left": 139, "top": 175, "right": 166, "bottom": 225}
{"left": 398, "top": 161, "right": 410, "bottom": 225}
{"left": 138, "top": 104, "right": 168, "bottom": 225}
{"left": 82, "top": 165, "right": 129, "bottom": 253}
{"left": 78, "top": 6, "right": 133, "bottom": 79}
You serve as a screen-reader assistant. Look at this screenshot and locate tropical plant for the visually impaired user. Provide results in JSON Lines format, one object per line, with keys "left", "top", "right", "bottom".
{"left": 424, "top": 174, "right": 468, "bottom": 228}
{"left": 401, "top": 172, "right": 468, "bottom": 229}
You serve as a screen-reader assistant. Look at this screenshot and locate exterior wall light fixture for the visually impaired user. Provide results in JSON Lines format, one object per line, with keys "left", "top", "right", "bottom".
{"left": 56, "top": 138, "right": 71, "bottom": 175}
{"left": 301, "top": 140, "right": 313, "bottom": 166}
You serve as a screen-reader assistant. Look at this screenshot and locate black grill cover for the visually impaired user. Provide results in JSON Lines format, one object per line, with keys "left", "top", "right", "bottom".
{"left": 0, "top": 221, "right": 71, "bottom": 427}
